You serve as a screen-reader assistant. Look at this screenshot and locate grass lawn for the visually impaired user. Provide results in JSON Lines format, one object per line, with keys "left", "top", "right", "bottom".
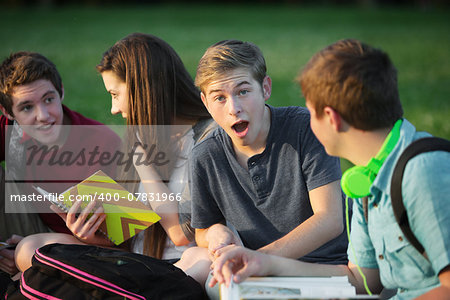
{"left": 1, "top": 3, "right": 449, "bottom": 144}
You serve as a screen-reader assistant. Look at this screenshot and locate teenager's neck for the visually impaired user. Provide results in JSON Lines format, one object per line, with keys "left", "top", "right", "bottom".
{"left": 233, "top": 105, "right": 271, "bottom": 169}
{"left": 344, "top": 127, "right": 392, "bottom": 166}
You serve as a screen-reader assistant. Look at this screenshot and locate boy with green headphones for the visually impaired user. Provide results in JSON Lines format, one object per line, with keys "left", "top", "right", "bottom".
{"left": 207, "top": 39, "right": 450, "bottom": 299}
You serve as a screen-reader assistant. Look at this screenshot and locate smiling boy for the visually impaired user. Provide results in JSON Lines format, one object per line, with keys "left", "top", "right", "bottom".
{"left": 4, "top": 78, "right": 66, "bottom": 145}
{"left": 190, "top": 40, "right": 348, "bottom": 273}
{"left": 0, "top": 51, "right": 121, "bottom": 276}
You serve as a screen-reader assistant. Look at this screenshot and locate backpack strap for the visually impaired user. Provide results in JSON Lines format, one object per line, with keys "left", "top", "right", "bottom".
{"left": 390, "top": 137, "right": 450, "bottom": 255}
{"left": 362, "top": 196, "right": 369, "bottom": 223}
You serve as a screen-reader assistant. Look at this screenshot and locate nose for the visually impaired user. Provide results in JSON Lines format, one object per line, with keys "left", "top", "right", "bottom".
{"left": 228, "top": 96, "right": 242, "bottom": 116}
{"left": 36, "top": 104, "right": 50, "bottom": 122}
{"left": 111, "top": 101, "right": 121, "bottom": 115}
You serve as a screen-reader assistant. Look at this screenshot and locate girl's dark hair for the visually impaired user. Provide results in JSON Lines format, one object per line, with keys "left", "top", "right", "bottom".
{"left": 97, "top": 33, "right": 209, "bottom": 127}
{"left": 98, "top": 33, "right": 209, "bottom": 258}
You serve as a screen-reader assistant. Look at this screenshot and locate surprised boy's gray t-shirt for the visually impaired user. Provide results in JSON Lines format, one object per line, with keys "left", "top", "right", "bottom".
{"left": 190, "top": 105, "right": 348, "bottom": 264}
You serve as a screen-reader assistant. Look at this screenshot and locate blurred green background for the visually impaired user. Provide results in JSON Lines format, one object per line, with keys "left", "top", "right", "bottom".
{"left": 1, "top": 3, "right": 449, "bottom": 145}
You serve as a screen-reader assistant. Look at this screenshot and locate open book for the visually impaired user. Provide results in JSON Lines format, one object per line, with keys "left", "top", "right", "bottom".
{"left": 34, "top": 170, "right": 160, "bottom": 245}
{"left": 220, "top": 276, "right": 378, "bottom": 299}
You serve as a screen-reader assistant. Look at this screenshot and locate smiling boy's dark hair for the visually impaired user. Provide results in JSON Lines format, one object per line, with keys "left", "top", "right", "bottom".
{"left": 195, "top": 40, "right": 267, "bottom": 93}
{"left": 0, "top": 51, "right": 63, "bottom": 116}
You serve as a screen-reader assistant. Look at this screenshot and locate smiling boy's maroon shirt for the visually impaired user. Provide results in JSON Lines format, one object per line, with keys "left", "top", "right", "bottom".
{"left": 1, "top": 105, "right": 122, "bottom": 233}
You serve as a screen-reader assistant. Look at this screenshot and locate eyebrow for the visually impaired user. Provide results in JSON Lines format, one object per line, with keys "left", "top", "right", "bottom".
{"left": 16, "top": 100, "right": 33, "bottom": 108}
{"left": 16, "top": 90, "right": 57, "bottom": 108}
{"left": 41, "top": 90, "right": 57, "bottom": 99}
{"left": 207, "top": 80, "right": 251, "bottom": 96}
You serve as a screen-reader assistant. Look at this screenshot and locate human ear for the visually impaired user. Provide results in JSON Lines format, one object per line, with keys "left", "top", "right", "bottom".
{"left": 323, "top": 106, "right": 342, "bottom": 132}
{"left": 200, "top": 92, "right": 210, "bottom": 112}
{"left": 0, "top": 105, "right": 14, "bottom": 120}
{"left": 262, "top": 76, "right": 272, "bottom": 101}
{"left": 60, "top": 85, "right": 65, "bottom": 102}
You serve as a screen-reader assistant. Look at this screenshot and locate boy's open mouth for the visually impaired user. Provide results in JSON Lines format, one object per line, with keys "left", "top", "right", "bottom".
{"left": 232, "top": 121, "right": 249, "bottom": 137}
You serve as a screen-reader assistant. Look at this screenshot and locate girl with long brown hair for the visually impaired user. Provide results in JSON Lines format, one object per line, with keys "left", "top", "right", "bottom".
{"left": 96, "top": 32, "right": 214, "bottom": 283}
{"left": 15, "top": 33, "right": 214, "bottom": 285}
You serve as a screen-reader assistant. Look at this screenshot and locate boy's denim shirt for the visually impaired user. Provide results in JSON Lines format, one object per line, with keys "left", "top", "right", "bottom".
{"left": 348, "top": 119, "right": 450, "bottom": 299}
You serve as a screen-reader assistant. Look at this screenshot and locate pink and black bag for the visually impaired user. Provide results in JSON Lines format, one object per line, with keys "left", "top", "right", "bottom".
{"left": 6, "top": 243, "right": 206, "bottom": 300}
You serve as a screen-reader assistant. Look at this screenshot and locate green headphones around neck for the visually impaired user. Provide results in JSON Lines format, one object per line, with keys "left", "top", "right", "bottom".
{"left": 341, "top": 119, "right": 403, "bottom": 198}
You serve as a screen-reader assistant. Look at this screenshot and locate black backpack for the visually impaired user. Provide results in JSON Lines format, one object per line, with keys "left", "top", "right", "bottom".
{"left": 390, "top": 137, "right": 450, "bottom": 255}
{"left": 6, "top": 243, "right": 206, "bottom": 300}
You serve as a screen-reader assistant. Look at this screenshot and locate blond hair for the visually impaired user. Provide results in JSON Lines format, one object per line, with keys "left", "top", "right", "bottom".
{"left": 195, "top": 40, "right": 266, "bottom": 92}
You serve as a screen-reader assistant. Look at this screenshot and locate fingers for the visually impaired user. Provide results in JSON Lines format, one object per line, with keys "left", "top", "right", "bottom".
{"left": 213, "top": 244, "right": 239, "bottom": 259}
{"left": 84, "top": 210, "right": 106, "bottom": 238}
{"left": 66, "top": 199, "right": 83, "bottom": 225}
{"left": 0, "top": 248, "right": 14, "bottom": 261}
{"left": 210, "top": 242, "right": 229, "bottom": 253}
{"left": 233, "top": 261, "right": 254, "bottom": 284}
{"left": 208, "top": 230, "right": 238, "bottom": 259}
{"left": 0, "top": 249, "right": 18, "bottom": 275}
{"left": 66, "top": 200, "right": 106, "bottom": 241}
{"left": 209, "top": 275, "right": 219, "bottom": 288}
{"left": 211, "top": 245, "right": 259, "bottom": 287}
{"left": 210, "top": 261, "right": 223, "bottom": 286}
{"left": 211, "top": 245, "right": 234, "bottom": 272}
{"left": 212, "top": 258, "right": 239, "bottom": 287}
{"left": 211, "top": 245, "right": 240, "bottom": 286}
{"left": 7, "top": 234, "right": 23, "bottom": 245}
{"left": 77, "top": 200, "right": 97, "bottom": 224}
{"left": 0, "top": 259, "right": 18, "bottom": 275}
{"left": 209, "top": 242, "right": 230, "bottom": 260}
{"left": 222, "top": 261, "right": 236, "bottom": 287}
